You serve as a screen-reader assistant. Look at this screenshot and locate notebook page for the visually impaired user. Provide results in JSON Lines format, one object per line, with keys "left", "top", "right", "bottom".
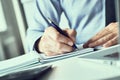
{"left": 39, "top": 48, "right": 94, "bottom": 63}
{"left": 0, "top": 51, "right": 39, "bottom": 75}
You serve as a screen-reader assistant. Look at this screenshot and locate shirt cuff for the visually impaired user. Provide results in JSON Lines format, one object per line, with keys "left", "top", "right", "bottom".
{"left": 34, "top": 37, "right": 41, "bottom": 53}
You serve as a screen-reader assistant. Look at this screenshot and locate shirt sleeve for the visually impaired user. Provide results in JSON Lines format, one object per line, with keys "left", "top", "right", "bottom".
{"left": 26, "top": 0, "right": 63, "bottom": 52}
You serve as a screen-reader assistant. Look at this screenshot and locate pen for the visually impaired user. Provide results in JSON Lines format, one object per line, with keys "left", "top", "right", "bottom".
{"left": 47, "top": 18, "right": 77, "bottom": 49}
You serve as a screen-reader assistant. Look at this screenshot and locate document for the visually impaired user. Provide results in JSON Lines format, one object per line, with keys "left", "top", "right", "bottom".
{"left": 0, "top": 52, "right": 40, "bottom": 76}
{"left": 0, "top": 47, "right": 94, "bottom": 76}
{"left": 39, "top": 48, "right": 94, "bottom": 63}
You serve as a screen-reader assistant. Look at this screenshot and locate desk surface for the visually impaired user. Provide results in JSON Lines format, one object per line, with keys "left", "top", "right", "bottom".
{"left": 40, "top": 57, "right": 120, "bottom": 80}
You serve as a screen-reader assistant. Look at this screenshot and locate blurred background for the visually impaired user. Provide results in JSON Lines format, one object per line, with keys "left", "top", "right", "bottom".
{"left": 0, "top": 0, "right": 36, "bottom": 61}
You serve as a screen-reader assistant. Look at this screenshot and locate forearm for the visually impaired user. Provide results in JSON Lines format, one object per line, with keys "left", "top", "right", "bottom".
{"left": 27, "top": 0, "right": 62, "bottom": 52}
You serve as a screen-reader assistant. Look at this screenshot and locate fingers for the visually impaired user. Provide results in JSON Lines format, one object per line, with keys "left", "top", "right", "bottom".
{"left": 43, "top": 40, "right": 74, "bottom": 53}
{"left": 83, "top": 22, "right": 118, "bottom": 48}
{"left": 83, "top": 28, "right": 111, "bottom": 48}
{"left": 39, "top": 27, "right": 75, "bottom": 56}
{"left": 56, "top": 42, "right": 74, "bottom": 52}
{"left": 89, "top": 28, "right": 111, "bottom": 42}
{"left": 83, "top": 29, "right": 110, "bottom": 48}
{"left": 106, "top": 22, "right": 118, "bottom": 32}
{"left": 46, "top": 27, "right": 73, "bottom": 46}
{"left": 103, "top": 36, "right": 118, "bottom": 47}
{"left": 45, "top": 43, "right": 74, "bottom": 56}
{"left": 89, "top": 22, "right": 118, "bottom": 42}
{"left": 88, "top": 33, "right": 117, "bottom": 47}
{"left": 64, "top": 29, "right": 77, "bottom": 42}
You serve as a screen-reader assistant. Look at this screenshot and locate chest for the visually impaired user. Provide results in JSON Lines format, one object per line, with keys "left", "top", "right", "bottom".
{"left": 61, "top": 0, "right": 104, "bottom": 18}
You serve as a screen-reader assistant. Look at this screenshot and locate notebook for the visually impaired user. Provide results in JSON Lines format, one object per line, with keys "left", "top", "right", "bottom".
{"left": 0, "top": 65, "right": 51, "bottom": 80}
{"left": 39, "top": 47, "right": 94, "bottom": 63}
{"left": 0, "top": 47, "right": 94, "bottom": 76}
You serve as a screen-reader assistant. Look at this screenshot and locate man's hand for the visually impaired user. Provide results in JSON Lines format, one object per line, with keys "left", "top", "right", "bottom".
{"left": 37, "top": 27, "right": 76, "bottom": 56}
{"left": 83, "top": 22, "right": 118, "bottom": 48}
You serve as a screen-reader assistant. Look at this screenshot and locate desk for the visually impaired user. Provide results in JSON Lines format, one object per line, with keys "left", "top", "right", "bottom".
{"left": 39, "top": 57, "right": 120, "bottom": 80}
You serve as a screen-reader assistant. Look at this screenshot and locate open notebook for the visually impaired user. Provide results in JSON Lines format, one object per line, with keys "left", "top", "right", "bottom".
{"left": 0, "top": 46, "right": 94, "bottom": 76}
{"left": 1, "top": 0, "right": 120, "bottom": 77}
{"left": 1, "top": 44, "right": 120, "bottom": 77}
{"left": 1, "top": 42, "right": 120, "bottom": 77}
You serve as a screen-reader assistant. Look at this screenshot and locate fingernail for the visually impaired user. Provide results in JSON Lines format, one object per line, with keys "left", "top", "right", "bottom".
{"left": 68, "top": 41, "right": 73, "bottom": 46}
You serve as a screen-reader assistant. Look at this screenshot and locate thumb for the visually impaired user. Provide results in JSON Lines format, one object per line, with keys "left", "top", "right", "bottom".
{"left": 63, "top": 29, "right": 77, "bottom": 42}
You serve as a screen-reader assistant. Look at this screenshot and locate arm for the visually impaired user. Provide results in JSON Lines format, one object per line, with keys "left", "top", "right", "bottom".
{"left": 27, "top": 0, "right": 76, "bottom": 56}
{"left": 27, "top": 0, "right": 62, "bottom": 52}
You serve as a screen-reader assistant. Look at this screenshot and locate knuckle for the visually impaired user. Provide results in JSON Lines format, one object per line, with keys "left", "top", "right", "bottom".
{"left": 45, "top": 27, "right": 52, "bottom": 31}
{"left": 70, "top": 29, "right": 74, "bottom": 32}
{"left": 102, "top": 37, "right": 107, "bottom": 42}
{"left": 70, "top": 29, "right": 77, "bottom": 35}
{"left": 109, "top": 22, "right": 115, "bottom": 27}
{"left": 54, "top": 32, "right": 60, "bottom": 41}
{"left": 48, "top": 26, "right": 54, "bottom": 29}
{"left": 108, "top": 40, "right": 113, "bottom": 45}
{"left": 45, "top": 27, "right": 56, "bottom": 33}
{"left": 56, "top": 43, "right": 62, "bottom": 50}
{"left": 92, "top": 40, "right": 102, "bottom": 46}
{"left": 111, "top": 33, "right": 117, "bottom": 38}
{"left": 72, "top": 29, "right": 76, "bottom": 33}
{"left": 110, "top": 22, "right": 114, "bottom": 25}
{"left": 95, "top": 40, "right": 100, "bottom": 44}
{"left": 107, "top": 23, "right": 116, "bottom": 31}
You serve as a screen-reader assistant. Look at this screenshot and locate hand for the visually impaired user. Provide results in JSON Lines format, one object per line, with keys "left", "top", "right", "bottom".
{"left": 38, "top": 27, "right": 76, "bottom": 56}
{"left": 83, "top": 22, "right": 118, "bottom": 48}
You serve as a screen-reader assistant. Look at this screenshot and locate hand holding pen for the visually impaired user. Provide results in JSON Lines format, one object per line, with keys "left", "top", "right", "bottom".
{"left": 47, "top": 18, "right": 77, "bottom": 49}
{"left": 37, "top": 18, "right": 77, "bottom": 56}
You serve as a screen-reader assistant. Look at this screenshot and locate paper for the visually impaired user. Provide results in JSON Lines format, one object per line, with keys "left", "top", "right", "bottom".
{"left": 39, "top": 48, "right": 94, "bottom": 63}
{"left": 0, "top": 46, "right": 94, "bottom": 76}
{"left": 0, "top": 51, "right": 40, "bottom": 76}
